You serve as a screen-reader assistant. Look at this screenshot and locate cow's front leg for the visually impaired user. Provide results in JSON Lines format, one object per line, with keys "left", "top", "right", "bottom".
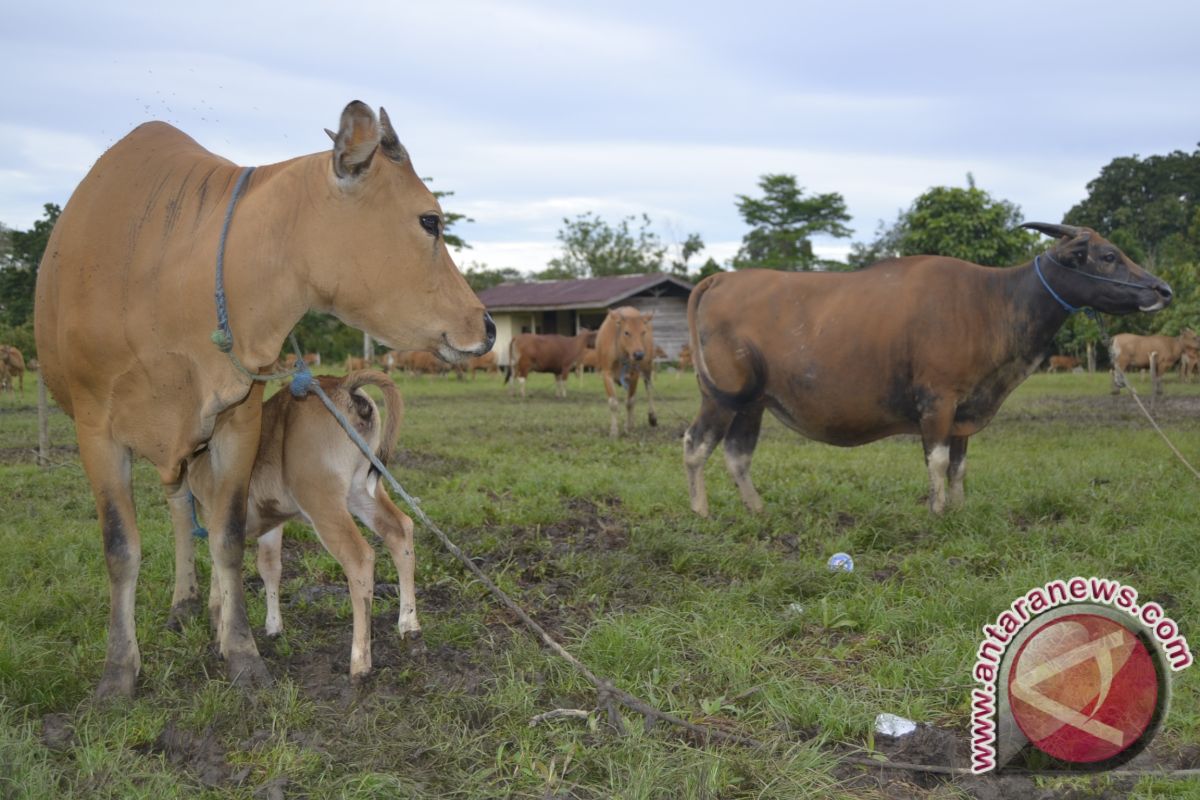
{"left": 624, "top": 371, "right": 640, "bottom": 434}
{"left": 948, "top": 435, "right": 969, "bottom": 509}
{"left": 920, "top": 408, "right": 954, "bottom": 514}
{"left": 205, "top": 386, "right": 271, "bottom": 687}
{"left": 602, "top": 370, "right": 621, "bottom": 437}
{"left": 643, "top": 369, "right": 658, "bottom": 427}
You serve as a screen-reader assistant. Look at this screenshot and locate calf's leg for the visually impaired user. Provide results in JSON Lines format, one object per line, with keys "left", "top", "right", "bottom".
{"left": 164, "top": 480, "right": 202, "bottom": 629}
{"left": 643, "top": 368, "right": 658, "bottom": 427}
{"left": 304, "top": 503, "right": 377, "bottom": 681}
{"left": 256, "top": 526, "right": 284, "bottom": 637}
{"left": 603, "top": 370, "right": 621, "bottom": 437}
{"left": 351, "top": 484, "right": 421, "bottom": 641}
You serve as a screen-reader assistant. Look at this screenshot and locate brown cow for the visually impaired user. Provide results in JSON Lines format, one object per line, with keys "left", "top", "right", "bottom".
{"left": 595, "top": 307, "right": 657, "bottom": 436}
{"left": 303, "top": 352, "right": 322, "bottom": 367}
{"left": 34, "top": 101, "right": 494, "bottom": 697}
{"left": 0, "top": 345, "right": 25, "bottom": 394}
{"left": 466, "top": 351, "right": 499, "bottom": 378}
{"left": 1181, "top": 348, "right": 1200, "bottom": 382}
{"left": 189, "top": 371, "right": 416, "bottom": 681}
{"left": 345, "top": 355, "right": 368, "bottom": 372}
{"left": 1110, "top": 330, "right": 1200, "bottom": 392}
{"left": 405, "top": 350, "right": 455, "bottom": 376}
{"left": 507, "top": 329, "right": 595, "bottom": 399}
{"left": 1046, "top": 354, "right": 1079, "bottom": 373}
{"left": 684, "top": 223, "right": 1170, "bottom": 517}
{"left": 677, "top": 343, "right": 693, "bottom": 373}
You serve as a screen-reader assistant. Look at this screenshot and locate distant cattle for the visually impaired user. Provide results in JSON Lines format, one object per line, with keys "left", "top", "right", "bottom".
{"left": 507, "top": 329, "right": 595, "bottom": 399}
{"left": 303, "top": 352, "right": 321, "bottom": 367}
{"left": 677, "top": 343, "right": 693, "bottom": 373}
{"left": 345, "top": 356, "right": 368, "bottom": 372}
{"left": 1182, "top": 348, "right": 1200, "bottom": 382}
{"left": 189, "top": 371, "right": 417, "bottom": 681}
{"left": 466, "top": 351, "right": 499, "bottom": 378}
{"left": 595, "top": 307, "right": 657, "bottom": 436}
{"left": 1110, "top": 330, "right": 1200, "bottom": 392}
{"left": 404, "top": 350, "right": 457, "bottom": 377}
{"left": 34, "top": 101, "right": 494, "bottom": 696}
{"left": 684, "top": 223, "right": 1170, "bottom": 516}
{"left": 0, "top": 345, "right": 25, "bottom": 394}
{"left": 1047, "top": 355, "right": 1079, "bottom": 373}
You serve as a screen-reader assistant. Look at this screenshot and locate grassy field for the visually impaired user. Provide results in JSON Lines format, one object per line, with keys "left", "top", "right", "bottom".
{"left": 1, "top": 367, "right": 1199, "bottom": 799}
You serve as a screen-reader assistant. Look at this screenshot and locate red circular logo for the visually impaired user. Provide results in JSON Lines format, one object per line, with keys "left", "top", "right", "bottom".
{"left": 1008, "top": 613, "right": 1159, "bottom": 764}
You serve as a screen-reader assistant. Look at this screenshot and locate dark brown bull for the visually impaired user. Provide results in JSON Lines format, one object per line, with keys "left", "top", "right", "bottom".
{"left": 507, "top": 329, "right": 595, "bottom": 398}
{"left": 684, "top": 223, "right": 1171, "bottom": 516}
{"left": 595, "top": 307, "right": 657, "bottom": 436}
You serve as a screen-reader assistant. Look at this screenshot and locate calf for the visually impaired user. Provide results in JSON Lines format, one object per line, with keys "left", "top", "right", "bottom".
{"left": 188, "top": 371, "right": 419, "bottom": 681}
{"left": 1047, "top": 355, "right": 1079, "bottom": 373}
{"left": 595, "top": 307, "right": 657, "bottom": 436}
{"left": 684, "top": 223, "right": 1170, "bottom": 516}
{"left": 0, "top": 345, "right": 25, "bottom": 394}
{"left": 507, "top": 329, "right": 594, "bottom": 398}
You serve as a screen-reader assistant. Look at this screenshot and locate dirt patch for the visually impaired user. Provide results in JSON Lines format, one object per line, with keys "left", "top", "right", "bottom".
{"left": 1001, "top": 393, "right": 1200, "bottom": 427}
{"left": 134, "top": 719, "right": 249, "bottom": 789}
{"left": 388, "top": 447, "right": 474, "bottom": 477}
{"left": 0, "top": 444, "right": 77, "bottom": 465}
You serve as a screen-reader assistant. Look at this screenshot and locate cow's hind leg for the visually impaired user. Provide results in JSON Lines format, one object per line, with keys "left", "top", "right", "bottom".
{"left": 723, "top": 403, "right": 766, "bottom": 513}
{"left": 164, "top": 481, "right": 202, "bottom": 630}
{"left": 78, "top": 433, "right": 142, "bottom": 698}
{"left": 948, "top": 436, "right": 968, "bottom": 509}
{"left": 684, "top": 395, "right": 736, "bottom": 517}
{"left": 352, "top": 483, "right": 422, "bottom": 645}
{"left": 306, "top": 503, "right": 377, "bottom": 681}
{"left": 919, "top": 408, "right": 955, "bottom": 514}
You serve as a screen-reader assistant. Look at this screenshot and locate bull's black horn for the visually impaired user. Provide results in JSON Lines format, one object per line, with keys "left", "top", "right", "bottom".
{"left": 1021, "top": 222, "right": 1081, "bottom": 240}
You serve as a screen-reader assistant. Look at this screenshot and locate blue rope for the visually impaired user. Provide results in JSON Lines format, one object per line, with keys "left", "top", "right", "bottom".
{"left": 187, "top": 491, "right": 208, "bottom": 540}
{"left": 1034, "top": 255, "right": 1081, "bottom": 314}
{"left": 212, "top": 166, "right": 257, "bottom": 353}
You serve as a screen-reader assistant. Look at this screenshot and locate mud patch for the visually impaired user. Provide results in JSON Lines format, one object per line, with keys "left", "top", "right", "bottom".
{"left": 134, "top": 719, "right": 249, "bottom": 788}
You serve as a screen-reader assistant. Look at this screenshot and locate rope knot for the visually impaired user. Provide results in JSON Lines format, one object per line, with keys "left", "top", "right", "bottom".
{"left": 210, "top": 329, "right": 234, "bottom": 353}
{"left": 289, "top": 364, "right": 315, "bottom": 397}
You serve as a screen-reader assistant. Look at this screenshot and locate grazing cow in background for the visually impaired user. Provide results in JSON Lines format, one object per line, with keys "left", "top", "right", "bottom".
{"left": 189, "top": 371, "right": 416, "bottom": 682}
{"left": 0, "top": 345, "right": 25, "bottom": 394}
{"left": 677, "top": 343, "right": 693, "bottom": 373}
{"left": 595, "top": 307, "right": 658, "bottom": 436}
{"left": 466, "top": 351, "right": 499, "bottom": 378}
{"left": 345, "top": 355, "right": 368, "bottom": 372}
{"left": 303, "top": 353, "right": 321, "bottom": 367}
{"left": 1109, "top": 330, "right": 1199, "bottom": 392}
{"left": 506, "top": 329, "right": 595, "bottom": 398}
{"left": 575, "top": 347, "right": 600, "bottom": 381}
{"left": 1181, "top": 348, "right": 1200, "bottom": 382}
{"left": 684, "top": 223, "right": 1170, "bottom": 516}
{"left": 405, "top": 350, "right": 456, "bottom": 377}
{"left": 1047, "top": 355, "right": 1079, "bottom": 373}
{"left": 34, "top": 100, "right": 494, "bottom": 697}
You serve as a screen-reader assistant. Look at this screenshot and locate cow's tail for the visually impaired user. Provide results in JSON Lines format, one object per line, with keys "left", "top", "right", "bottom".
{"left": 340, "top": 369, "right": 404, "bottom": 467}
{"left": 504, "top": 338, "right": 519, "bottom": 384}
{"left": 688, "top": 273, "right": 765, "bottom": 408}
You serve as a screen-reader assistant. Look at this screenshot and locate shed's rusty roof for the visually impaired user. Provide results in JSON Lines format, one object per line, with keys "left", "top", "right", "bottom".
{"left": 477, "top": 273, "right": 693, "bottom": 311}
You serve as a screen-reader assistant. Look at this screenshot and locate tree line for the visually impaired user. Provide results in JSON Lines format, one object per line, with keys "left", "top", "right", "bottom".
{"left": 3, "top": 148, "right": 1199, "bottom": 361}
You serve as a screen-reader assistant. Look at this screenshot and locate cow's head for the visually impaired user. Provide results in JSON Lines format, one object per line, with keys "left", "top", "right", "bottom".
{"left": 609, "top": 308, "right": 654, "bottom": 362}
{"left": 1023, "top": 223, "right": 1172, "bottom": 315}
{"left": 301, "top": 101, "right": 494, "bottom": 362}
{"left": 1181, "top": 329, "right": 1200, "bottom": 350}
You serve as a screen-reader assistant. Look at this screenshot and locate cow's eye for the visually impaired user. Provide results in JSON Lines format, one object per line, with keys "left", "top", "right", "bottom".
{"left": 1103, "top": 252, "right": 1116, "bottom": 262}
{"left": 419, "top": 214, "right": 441, "bottom": 237}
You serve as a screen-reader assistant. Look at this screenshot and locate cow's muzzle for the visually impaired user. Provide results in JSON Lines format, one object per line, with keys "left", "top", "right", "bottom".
{"left": 633, "top": 350, "right": 645, "bottom": 361}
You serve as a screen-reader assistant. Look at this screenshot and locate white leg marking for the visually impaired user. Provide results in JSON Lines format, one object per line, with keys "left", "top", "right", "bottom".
{"left": 927, "top": 444, "right": 950, "bottom": 514}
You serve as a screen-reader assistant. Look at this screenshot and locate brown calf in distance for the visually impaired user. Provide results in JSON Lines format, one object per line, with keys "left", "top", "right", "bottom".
{"left": 595, "top": 307, "right": 657, "bottom": 436}
{"left": 0, "top": 345, "right": 25, "bottom": 393}
{"left": 507, "top": 329, "right": 594, "bottom": 398}
{"left": 1109, "top": 330, "right": 1200, "bottom": 393}
{"left": 34, "top": 101, "right": 494, "bottom": 697}
{"left": 684, "top": 224, "right": 1171, "bottom": 516}
{"left": 189, "top": 371, "right": 416, "bottom": 681}
{"left": 1047, "top": 355, "right": 1079, "bottom": 373}
{"left": 466, "top": 351, "right": 499, "bottom": 378}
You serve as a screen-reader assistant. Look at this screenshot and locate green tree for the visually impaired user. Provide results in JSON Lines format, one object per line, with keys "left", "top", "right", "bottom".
{"left": 669, "top": 232, "right": 705, "bottom": 277}
{"left": 1063, "top": 147, "right": 1200, "bottom": 269}
{"left": 732, "top": 174, "right": 851, "bottom": 271}
{"left": 544, "top": 212, "right": 666, "bottom": 278}
{"left": 1, "top": 203, "right": 61, "bottom": 328}
{"left": 850, "top": 177, "right": 1038, "bottom": 268}
{"left": 463, "top": 262, "right": 525, "bottom": 292}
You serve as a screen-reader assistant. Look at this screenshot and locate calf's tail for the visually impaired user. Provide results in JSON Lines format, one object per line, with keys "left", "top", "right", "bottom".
{"left": 340, "top": 369, "right": 405, "bottom": 466}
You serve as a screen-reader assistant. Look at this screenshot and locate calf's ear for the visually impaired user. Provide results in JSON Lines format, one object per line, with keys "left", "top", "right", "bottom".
{"left": 330, "top": 100, "right": 381, "bottom": 180}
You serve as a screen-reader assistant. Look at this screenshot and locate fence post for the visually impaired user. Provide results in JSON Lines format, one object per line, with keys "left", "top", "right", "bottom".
{"left": 1086, "top": 341, "right": 1096, "bottom": 374}
{"left": 37, "top": 371, "right": 50, "bottom": 468}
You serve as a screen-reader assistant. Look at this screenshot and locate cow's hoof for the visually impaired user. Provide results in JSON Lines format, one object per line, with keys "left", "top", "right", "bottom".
{"left": 95, "top": 664, "right": 138, "bottom": 700}
{"left": 166, "top": 598, "right": 203, "bottom": 632}
{"left": 648, "top": 413, "right": 658, "bottom": 427}
{"left": 400, "top": 629, "right": 427, "bottom": 656}
{"left": 226, "top": 652, "right": 273, "bottom": 689}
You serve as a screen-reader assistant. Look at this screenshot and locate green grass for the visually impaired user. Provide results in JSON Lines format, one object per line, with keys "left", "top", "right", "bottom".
{"left": 1, "top": 369, "right": 1199, "bottom": 798}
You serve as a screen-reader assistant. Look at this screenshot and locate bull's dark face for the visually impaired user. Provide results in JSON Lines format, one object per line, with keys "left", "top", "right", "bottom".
{"left": 1025, "top": 223, "right": 1172, "bottom": 315}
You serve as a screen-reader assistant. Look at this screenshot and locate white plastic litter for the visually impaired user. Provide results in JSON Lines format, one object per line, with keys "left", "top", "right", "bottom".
{"left": 874, "top": 712, "right": 917, "bottom": 737}
{"left": 785, "top": 602, "right": 805, "bottom": 616}
{"left": 827, "top": 552, "right": 854, "bottom": 572}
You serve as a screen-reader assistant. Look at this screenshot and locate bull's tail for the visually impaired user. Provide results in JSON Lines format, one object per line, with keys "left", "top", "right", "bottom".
{"left": 340, "top": 369, "right": 404, "bottom": 467}
{"left": 687, "top": 274, "right": 765, "bottom": 408}
{"left": 504, "top": 338, "right": 519, "bottom": 384}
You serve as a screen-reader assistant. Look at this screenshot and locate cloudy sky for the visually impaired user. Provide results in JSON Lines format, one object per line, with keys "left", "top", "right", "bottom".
{"left": 3, "top": 1, "right": 1198, "bottom": 272}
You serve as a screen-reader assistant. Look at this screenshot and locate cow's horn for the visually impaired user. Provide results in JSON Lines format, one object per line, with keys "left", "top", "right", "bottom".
{"left": 1021, "top": 222, "right": 1081, "bottom": 239}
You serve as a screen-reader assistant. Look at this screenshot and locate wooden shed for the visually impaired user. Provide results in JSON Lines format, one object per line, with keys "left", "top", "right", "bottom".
{"left": 476, "top": 273, "right": 694, "bottom": 366}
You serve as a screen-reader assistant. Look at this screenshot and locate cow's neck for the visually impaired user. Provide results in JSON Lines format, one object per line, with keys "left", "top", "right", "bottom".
{"left": 998, "top": 259, "right": 1074, "bottom": 364}
{"left": 217, "top": 160, "right": 314, "bottom": 372}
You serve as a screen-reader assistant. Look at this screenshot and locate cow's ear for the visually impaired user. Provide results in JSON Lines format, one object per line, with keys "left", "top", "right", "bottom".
{"left": 378, "top": 107, "right": 410, "bottom": 164}
{"left": 1056, "top": 232, "right": 1091, "bottom": 268}
{"left": 608, "top": 309, "right": 620, "bottom": 320}
{"left": 644, "top": 311, "right": 655, "bottom": 323}
{"left": 331, "top": 101, "right": 381, "bottom": 180}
